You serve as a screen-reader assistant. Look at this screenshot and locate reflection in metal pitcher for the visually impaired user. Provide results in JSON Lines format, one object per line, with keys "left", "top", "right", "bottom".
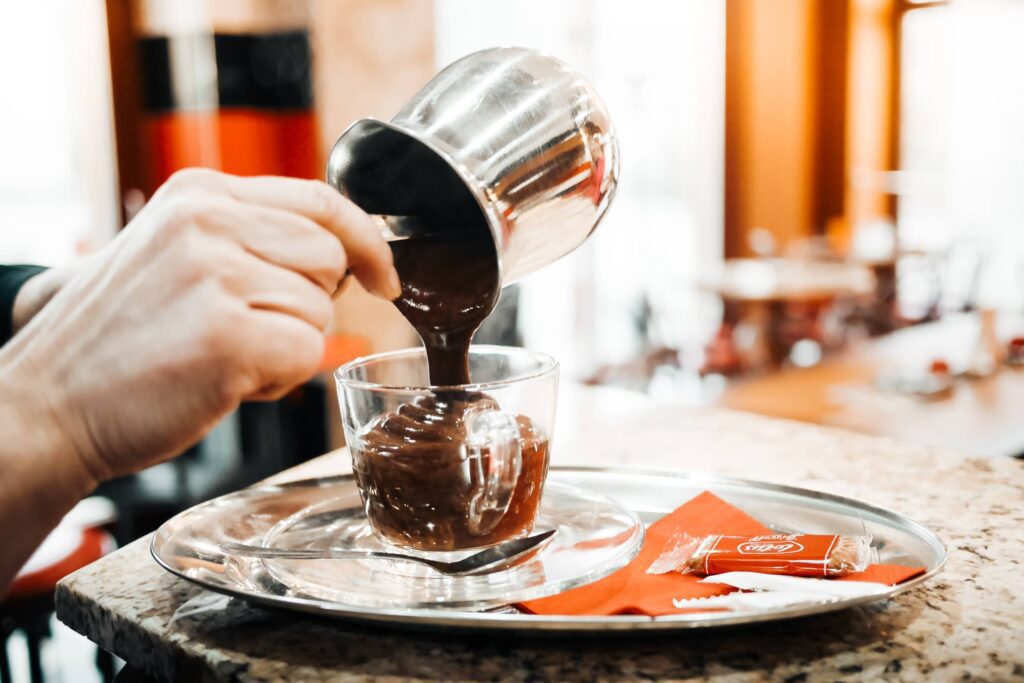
{"left": 328, "top": 46, "right": 619, "bottom": 286}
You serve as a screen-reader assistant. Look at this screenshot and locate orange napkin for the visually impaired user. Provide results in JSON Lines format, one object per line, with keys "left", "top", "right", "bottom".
{"left": 520, "top": 491, "right": 925, "bottom": 616}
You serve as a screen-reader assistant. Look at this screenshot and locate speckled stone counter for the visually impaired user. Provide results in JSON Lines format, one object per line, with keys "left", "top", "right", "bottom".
{"left": 56, "top": 396, "right": 1024, "bottom": 681}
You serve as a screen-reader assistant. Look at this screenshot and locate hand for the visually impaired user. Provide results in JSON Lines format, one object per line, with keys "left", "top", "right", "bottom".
{"left": 12, "top": 257, "right": 97, "bottom": 335}
{"left": 0, "top": 169, "right": 400, "bottom": 485}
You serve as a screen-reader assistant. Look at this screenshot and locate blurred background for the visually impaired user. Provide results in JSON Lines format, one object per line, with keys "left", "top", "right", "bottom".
{"left": 2, "top": 0, "right": 1023, "bottom": 679}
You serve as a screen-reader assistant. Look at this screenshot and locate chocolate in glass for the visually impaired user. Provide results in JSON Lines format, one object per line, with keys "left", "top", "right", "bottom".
{"left": 351, "top": 222, "right": 549, "bottom": 551}
{"left": 352, "top": 394, "right": 549, "bottom": 550}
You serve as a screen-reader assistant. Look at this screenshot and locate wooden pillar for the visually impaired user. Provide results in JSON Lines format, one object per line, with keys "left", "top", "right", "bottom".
{"left": 840, "top": 0, "right": 898, "bottom": 249}
{"left": 310, "top": 0, "right": 433, "bottom": 354}
{"left": 724, "top": 0, "right": 850, "bottom": 258}
{"left": 813, "top": 1, "right": 851, "bottom": 240}
{"left": 104, "top": 0, "right": 144, "bottom": 224}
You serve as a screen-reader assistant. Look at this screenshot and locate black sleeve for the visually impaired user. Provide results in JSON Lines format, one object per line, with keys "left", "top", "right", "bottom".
{"left": 0, "top": 265, "right": 47, "bottom": 346}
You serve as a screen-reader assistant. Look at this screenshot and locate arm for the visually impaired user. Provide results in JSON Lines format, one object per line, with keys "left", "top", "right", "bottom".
{"left": 0, "top": 365, "right": 96, "bottom": 591}
{"left": 0, "top": 169, "right": 400, "bottom": 592}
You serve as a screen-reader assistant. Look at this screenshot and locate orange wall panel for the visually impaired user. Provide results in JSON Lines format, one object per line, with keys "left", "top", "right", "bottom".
{"left": 140, "top": 110, "right": 319, "bottom": 192}
{"left": 216, "top": 110, "right": 319, "bottom": 178}
{"left": 843, "top": 0, "right": 897, "bottom": 244}
{"left": 140, "top": 112, "right": 221, "bottom": 191}
{"left": 725, "top": 0, "right": 820, "bottom": 256}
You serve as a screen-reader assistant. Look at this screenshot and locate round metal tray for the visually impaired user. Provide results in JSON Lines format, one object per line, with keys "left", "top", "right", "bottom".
{"left": 152, "top": 466, "right": 946, "bottom": 633}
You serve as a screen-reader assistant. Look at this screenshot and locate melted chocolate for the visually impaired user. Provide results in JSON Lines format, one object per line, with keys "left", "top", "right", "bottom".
{"left": 352, "top": 394, "right": 549, "bottom": 550}
{"left": 389, "top": 229, "right": 500, "bottom": 386}
{"left": 352, "top": 224, "right": 547, "bottom": 550}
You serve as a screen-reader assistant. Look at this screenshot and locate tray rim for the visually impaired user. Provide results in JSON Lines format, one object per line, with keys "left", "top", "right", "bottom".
{"left": 151, "top": 465, "right": 947, "bottom": 633}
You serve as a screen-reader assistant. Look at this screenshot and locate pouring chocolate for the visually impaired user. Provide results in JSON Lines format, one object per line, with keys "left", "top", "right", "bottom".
{"left": 330, "top": 47, "right": 618, "bottom": 551}
{"left": 389, "top": 228, "right": 499, "bottom": 386}
{"left": 329, "top": 47, "right": 617, "bottom": 384}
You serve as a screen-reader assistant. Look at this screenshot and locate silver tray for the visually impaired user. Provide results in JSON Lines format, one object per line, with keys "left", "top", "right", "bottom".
{"left": 156, "top": 478, "right": 644, "bottom": 610}
{"left": 152, "top": 466, "right": 946, "bottom": 633}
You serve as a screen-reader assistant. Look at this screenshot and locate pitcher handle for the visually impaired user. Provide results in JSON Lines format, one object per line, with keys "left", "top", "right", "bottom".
{"left": 465, "top": 407, "right": 523, "bottom": 537}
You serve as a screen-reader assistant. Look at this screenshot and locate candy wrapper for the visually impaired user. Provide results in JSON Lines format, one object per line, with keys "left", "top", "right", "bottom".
{"left": 647, "top": 533, "right": 875, "bottom": 578}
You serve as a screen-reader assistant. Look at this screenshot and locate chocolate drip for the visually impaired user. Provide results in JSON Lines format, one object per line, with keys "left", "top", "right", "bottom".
{"left": 352, "top": 224, "right": 547, "bottom": 550}
{"left": 389, "top": 229, "right": 500, "bottom": 386}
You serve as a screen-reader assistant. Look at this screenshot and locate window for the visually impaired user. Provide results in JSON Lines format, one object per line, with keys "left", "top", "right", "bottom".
{"left": 897, "top": 0, "right": 1024, "bottom": 309}
{"left": 0, "top": 0, "right": 117, "bottom": 265}
{"left": 434, "top": 0, "right": 725, "bottom": 378}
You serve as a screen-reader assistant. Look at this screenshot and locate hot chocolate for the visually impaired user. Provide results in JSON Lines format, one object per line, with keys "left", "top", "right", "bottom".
{"left": 350, "top": 224, "right": 549, "bottom": 551}
{"left": 351, "top": 393, "right": 549, "bottom": 550}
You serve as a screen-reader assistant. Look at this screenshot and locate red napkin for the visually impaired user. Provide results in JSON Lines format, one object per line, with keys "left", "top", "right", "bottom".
{"left": 520, "top": 491, "right": 925, "bottom": 616}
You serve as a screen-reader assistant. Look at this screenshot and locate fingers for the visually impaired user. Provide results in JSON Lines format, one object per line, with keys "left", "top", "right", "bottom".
{"left": 212, "top": 174, "right": 401, "bottom": 300}
{"left": 239, "top": 311, "right": 326, "bottom": 401}
{"left": 205, "top": 202, "right": 350, "bottom": 294}
{"left": 334, "top": 269, "right": 354, "bottom": 299}
{"left": 218, "top": 250, "right": 335, "bottom": 331}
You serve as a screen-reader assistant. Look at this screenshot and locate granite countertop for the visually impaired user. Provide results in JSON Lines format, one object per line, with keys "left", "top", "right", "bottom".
{"left": 56, "top": 398, "right": 1024, "bottom": 682}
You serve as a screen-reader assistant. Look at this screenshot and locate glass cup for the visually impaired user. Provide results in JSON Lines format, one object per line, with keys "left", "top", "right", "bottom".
{"left": 334, "top": 345, "right": 558, "bottom": 553}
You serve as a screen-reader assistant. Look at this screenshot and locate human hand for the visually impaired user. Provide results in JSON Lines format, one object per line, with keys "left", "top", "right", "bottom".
{"left": 0, "top": 169, "right": 399, "bottom": 485}
{"left": 11, "top": 258, "right": 95, "bottom": 336}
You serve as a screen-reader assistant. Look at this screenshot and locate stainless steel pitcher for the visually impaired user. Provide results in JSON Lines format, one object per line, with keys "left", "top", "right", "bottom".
{"left": 327, "top": 47, "right": 619, "bottom": 285}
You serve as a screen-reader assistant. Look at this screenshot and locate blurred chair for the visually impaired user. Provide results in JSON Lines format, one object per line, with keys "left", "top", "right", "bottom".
{"left": 700, "top": 322, "right": 745, "bottom": 377}
{"left": 2, "top": 499, "right": 117, "bottom": 683}
{"left": 939, "top": 239, "right": 985, "bottom": 313}
{"left": 584, "top": 346, "right": 681, "bottom": 391}
{"left": 746, "top": 227, "right": 778, "bottom": 258}
{"left": 784, "top": 235, "right": 841, "bottom": 262}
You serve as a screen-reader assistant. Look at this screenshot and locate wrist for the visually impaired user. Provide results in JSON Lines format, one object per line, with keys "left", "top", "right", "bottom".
{"left": 0, "top": 353, "right": 99, "bottom": 592}
{"left": 0, "top": 355, "right": 99, "bottom": 499}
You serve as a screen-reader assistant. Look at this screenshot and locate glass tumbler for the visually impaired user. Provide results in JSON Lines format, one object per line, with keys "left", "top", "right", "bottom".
{"left": 335, "top": 345, "right": 558, "bottom": 553}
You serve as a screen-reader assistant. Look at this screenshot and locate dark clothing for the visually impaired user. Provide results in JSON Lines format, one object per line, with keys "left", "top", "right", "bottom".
{"left": 0, "top": 265, "right": 46, "bottom": 346}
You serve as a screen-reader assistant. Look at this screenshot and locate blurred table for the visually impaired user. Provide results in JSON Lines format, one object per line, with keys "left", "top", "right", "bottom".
{"left": 55, "top": 384, "right": 1024, "bottom": 681}
{"left": 721, "top": 313, "right": 1024, "bottom": 457}
{"left": 702, "top": 258, "right": 875, "bottom": 303}
{"left": 702, "top": 258, "right": 876, "bottom": 366}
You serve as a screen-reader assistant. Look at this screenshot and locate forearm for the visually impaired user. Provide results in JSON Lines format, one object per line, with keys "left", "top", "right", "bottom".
{"left": 0, "top": 356, "right": 96, "bottom": 594}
